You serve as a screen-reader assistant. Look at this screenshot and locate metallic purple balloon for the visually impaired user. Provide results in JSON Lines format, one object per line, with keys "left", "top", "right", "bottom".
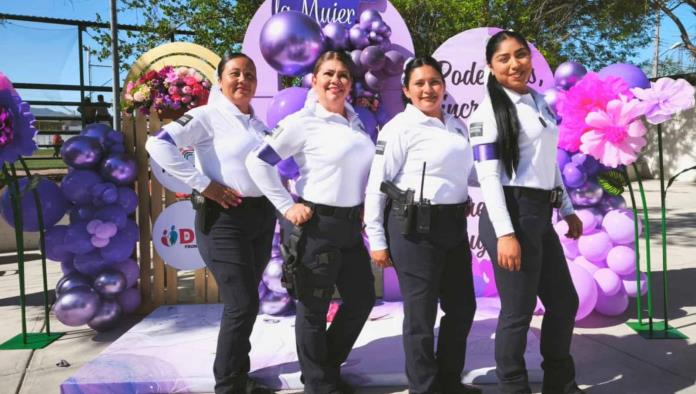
{"left": 322, "top": 22, "right": 349, "bottom": 51}
{"left": 544, "top": 87, "right": 561, "bottom": 112}
{"left": 570, "top": 180, "right": 604, "bottom": 207}
{"left": 93, "top": 269, "right": 127, "bottom": 296}
{"left": 56, "top": 272, "right": 92, "bottom": 297}
{"left": 359, "top": 9, "right": 382, "bottom": 30}
{"left": 378, "top": 37, "right": 392, "bottom": 51}
{"left": 554, "top": 61, "right": 587, "bottom": 90}
{"left": 350, "top": 49, "right": 364, "bottom": 75}
{"left": 54, "top": 286, "right": 101, "bottom": 326}
{"left": 598, "top": 194, "right": 627, "bottom": 214}
{"left": 371, "top": 20, "right": 389, "bottom": 35}
{"left": 571, "top": 153, "right": 600, "bottom": 176}
{"left": 112, "top": 258, "right": 140, "bottom": 288}
{"left": 117, "top": 287, "right": 141, "bottom": 314}
{"left": 88, "top": 299, "right": 123, "bottom": 332}
{"left": 258, "top": 282, "right": 269, "bottom": 300}
{"left": 100, "top": 153, "right": 137, "bottom": 185}
{"left": 81, "top": 123, "right": 113, "bottom": 149}
{"left": 598, "top": 63, "right": 650, "bottom": 89}
{"left": 262, "top": 258, "right": 284, "bottom": 293}
{"left": 562, "top": 163, "right": 587, "bottom": 189}
{"left": 65, "top": 223, "right": 96, "bottom": 255}
{"left": 259, "top": 11, "right": 325, "bottom": 77}
{"left": 301, "top": 73, "right": 314, "bottom": 88}
{"left": 260, "top": 291, "right": 293, "bottom": 316}
{"left": 360, "top": 46, "right": 386, "bottom": 72}
{"left": 61, "top": 259, "right": 76, "bottom": 275}
{"left": 349, "top": 25, "right": 370, "bottom": 50}
{"left": 557, "top": 148, "right": 571, "bottom": 169}
{"left": 368, "top": 31, "right": 384, "bottom": 44}
{"left": 117, "top": 187, "right": 138, "bottom": 214}
{"left": 383, "top": 50, "right": 405, "bottom": 76}
{"left": 61, "top": 136, "right": 104, "bottom": 169}
{"left": 364, "top": 71, "right": 382, "bottom": 92}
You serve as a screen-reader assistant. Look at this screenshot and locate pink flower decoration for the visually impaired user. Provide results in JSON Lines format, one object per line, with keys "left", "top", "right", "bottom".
{"left": 631, "top": 77, "right": 696, "bottom": 124}
{"left": 580, "top": 96, "right": 648, "bottom": 167}
{"left": 556, "top": 72, "right": 633, "bottom": 152}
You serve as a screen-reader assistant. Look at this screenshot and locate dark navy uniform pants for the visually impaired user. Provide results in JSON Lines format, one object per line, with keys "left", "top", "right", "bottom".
{"left": 195, "top": 196, "right": 276, "bottom": 394}
{"left": 387, "top": 205, "right": 476, "bottom": 394}
{"left": 479, "top": 187, "right": 579, "bottom": 394}
{"left": 284, "top": 204, "right": 375, "bottom": 394}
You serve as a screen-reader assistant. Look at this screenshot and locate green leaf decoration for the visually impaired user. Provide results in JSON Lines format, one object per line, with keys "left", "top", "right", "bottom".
{"left": 597, "top": 170, "right": 626, "bottom": 196}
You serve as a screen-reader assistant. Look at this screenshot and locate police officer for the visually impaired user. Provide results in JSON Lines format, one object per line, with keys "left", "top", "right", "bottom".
{"left": 145, "top": 53, "right": 276, "bottom": 394}
{"left": 468, "top": 31, "right": 585, "bottom": 394}
{"left": 246, "top": 51, "right": 375, "bottom": 394}
{"left": 364, "top": 56, "right": 480, "bottom": 394}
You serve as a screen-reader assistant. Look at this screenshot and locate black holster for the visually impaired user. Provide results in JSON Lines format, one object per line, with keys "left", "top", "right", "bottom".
{"left": 279, "top": 224, "right": 306, "bottom": 300}
{"left": 191, "top": 190, "right": 219, "bottom": 235}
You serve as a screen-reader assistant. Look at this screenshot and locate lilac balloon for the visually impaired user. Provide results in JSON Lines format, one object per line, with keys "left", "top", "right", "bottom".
{"left": 61, "top": 136, "right": 104, "bottom": 169}
{"left": 602, "top": 209, "right": 641, "bottom": 245}
{"left": 93, "top": 269, "right": 127, "bottom": 296}
{"left": 45, "top": 225, "right": 72, "bottom": 262}
{"left": 0, "top": 178, "right": 69, "bottom": 232}
{"left": 91, "top": 235, "right": 110, "bottom": 248}
{"left": 96, "top": 222, "right": 118, "bottom": 239}
{"left": 56, "top": 272, "right": 92, "bottom": 297}
{"left": 88, "top": 299, "right": 123, "bottom": 332}
{"left": 575, "top": 209, "right": 599, "bottom": 234}
{"left": 259, "top": 11, "right": 325, "bottom": 77}
{"left": 266, "top": 87, "right": 308, "bottom": 128}
{"left": 573, "top": 256, "right": 600, "bottom": 275}
{"left": 80, "top": 123, "right": 113, "bottom": 149}
{"left": 364, "top": 70, "right": 382, "bottom": 92}
{"left": 117, "top": 287, "right": 141, "bottom": 314}
{"left": 260, "top": 291, "right": 294, "bottom": 316}
{"left": 117, "top": 187, "right": 138, "bottom": 214}
{"left": 382, "top": 50, "right": 405, "bottom": 76}
{"left": 100, "top": 231, "right": 136, "bottom": 263}
{"left": 100, "top": 153, "right": 137, "bottom": 186}
{"left": 349, "top": 25, "right": 370, "bottom": 49}
{"left": 562, "top": 163, "right": 586, "bottom": 189}
{"left": 54, "top": 287, "right": 101, "bottom": 326}
{"left": 95, "top": 204, "right": 127, "bottom": 229}
{"left": 258, "top": 281, "right": 269, "bottom": 300}
{"left": 86, "top": 219, "right": 102, "bottom": 234}
{"left": 355, "top": 106, "right": 378, "bottom": 143}
{"left": 300, "top": 73, "right": 313, "bottom": 88}
{"left": 606, "top": 245, "right": 636, "bottom": 276}
{"left": 577, "top": 230, "right": 612, "bottom": 263}
{"left": 473, "top": 275, "right": 486, "bottom": 297}
{"left": 598, "top": 63, "right": 650, "bottom": 89}
{"left": 561, "top": 239, "right": 579, "bottom": 260}
{"left": 594, "top": 268, "right": 622, "bottom": 296}
{"left": 62, "top": 169, "right": 102, "bottom": 204}
{"left": 368, "top": 31, "right": 384, "bottom": 44}
{"left": 622, "top": 272, "right": 647, "bottom": 297}
{"left": 322, "top": 22, "right": 349, "bottom": 51}
{"left": 112, "top": 258, "right": 140, "bottom": 288}
{"left": 567, "top": 263, "right": 598, "bottom": 321}
{"left": 557, "top": 148, "right": 571, "bottom": 171}
{"left": 570, "top": 181, "right": 604, "bottom": 207}
{"left": 554, "top": 61, "right": 588, "bottom": 90}
{"left": 360, "top": 45, "right": 386, "bottom": 72}
{"left": 595, "top": 289, "right": 629, "bottom": 316}
{"left": 544, "top": 87, "right": 561, "bottom": 112}
{"left": 74, "top": 250, "right": 111, "bottom": 277}
{"left": 65, "top": 222, "right": 95, "bottom": 255}
{"left": 358, "top": 9, "right": 382, "bottom": 30}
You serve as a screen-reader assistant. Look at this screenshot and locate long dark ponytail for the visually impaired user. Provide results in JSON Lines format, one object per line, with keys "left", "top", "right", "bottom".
{"left": 485, "top": 30, "right": 530, "bottom": 178}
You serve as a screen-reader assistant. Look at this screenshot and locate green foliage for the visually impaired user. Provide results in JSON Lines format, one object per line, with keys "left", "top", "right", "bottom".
{"left": 597, "top": 169, "right": 627, "bottom": 196}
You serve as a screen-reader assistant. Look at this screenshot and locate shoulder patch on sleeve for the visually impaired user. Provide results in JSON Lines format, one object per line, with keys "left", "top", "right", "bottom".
{"left": 469, "top": 122, "right": 483, "bottom": 138}
{"left": 174, "top": 114, "right": 193, "bottom": 127}
{"left": 375, "top": 140, "right": 386, "bottom": 155}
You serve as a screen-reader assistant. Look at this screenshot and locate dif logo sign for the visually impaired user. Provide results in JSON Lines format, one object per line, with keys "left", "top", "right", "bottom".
{"left": 152, "top": 201, "right": 205, "bottom": 270}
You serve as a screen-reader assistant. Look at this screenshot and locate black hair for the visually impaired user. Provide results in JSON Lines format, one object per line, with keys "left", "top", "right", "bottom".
{"left": 485, "top": 30, "right": 531, "bottom": 178}
{"left": 401, "top": 56, "right": 445, "bottom": 105}
{"left": 312, "top": 50, "right": 356, "bottom": 81}
{"left": 217, "top": 52, "right": 254, "bottom": 79}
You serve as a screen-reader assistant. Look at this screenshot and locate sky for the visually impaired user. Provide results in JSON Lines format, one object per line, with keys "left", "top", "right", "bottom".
{"left": 0, "top": 0, "right": 694, "bottom": 114}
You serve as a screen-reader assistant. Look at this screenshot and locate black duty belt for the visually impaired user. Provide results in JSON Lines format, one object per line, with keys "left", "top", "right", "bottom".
{"left": 300, "top": 199, "right": 363, "bottom": 220}
{"left": 504, "top": 186, "right": 563, "bottom": 207}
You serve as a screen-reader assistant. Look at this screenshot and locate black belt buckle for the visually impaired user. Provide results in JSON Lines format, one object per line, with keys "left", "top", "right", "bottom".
{"left": 550, "top": 187, "right": 563, "bottom": 208}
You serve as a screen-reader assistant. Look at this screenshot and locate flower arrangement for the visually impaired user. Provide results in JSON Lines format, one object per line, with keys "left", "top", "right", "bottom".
{"left": 123, "top": 66, "right": 212, "bottom": 116}
{"left": 0, "top": 72, "right": 38, "bottom": 164}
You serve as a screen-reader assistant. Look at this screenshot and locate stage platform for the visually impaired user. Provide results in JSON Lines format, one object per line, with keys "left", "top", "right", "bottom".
{"left": 61, "top": 299, "right": 542, "bottom": 393}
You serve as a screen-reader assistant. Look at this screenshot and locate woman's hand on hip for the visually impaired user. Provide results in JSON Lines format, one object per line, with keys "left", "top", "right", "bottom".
{"left": 497, "top": 233, "right": 521, "bottom": 271}
{"left": 564, "top": 213, "right": 583, "bottom": 240}
{"left": 370, "top": 249, "right": 393, "bottom": 268}
{"left": 202, "top": 181, "right": 243, "bottom": 209}
{"left": 284, "top": 203, "right": 313, "bottom": 226}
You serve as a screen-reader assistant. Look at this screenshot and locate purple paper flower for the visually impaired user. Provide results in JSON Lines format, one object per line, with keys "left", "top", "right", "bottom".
{"left": 631, "top": 77, "right": 696, "bottom": 124}
{"left": 0, "top": 73, "right": 38, "bottom": 163}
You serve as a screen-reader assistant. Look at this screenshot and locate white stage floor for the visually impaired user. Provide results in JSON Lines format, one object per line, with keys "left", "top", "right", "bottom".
{"left": 61, "top": 299, "right": 542, "bottom": 393}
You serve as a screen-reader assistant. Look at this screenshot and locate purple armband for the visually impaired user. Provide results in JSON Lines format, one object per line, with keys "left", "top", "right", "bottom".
{"left": 257, "top": 143, "right": 282, "bottom": 166}
{"left": 154, "top": 129, "right": 176, "bottom": 145}
{"left": 473, "top": 143, "right": 499, "bottom": 162}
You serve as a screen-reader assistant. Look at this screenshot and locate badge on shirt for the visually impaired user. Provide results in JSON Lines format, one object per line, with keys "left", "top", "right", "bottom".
{"left": 469, "top": 122, "right": 483, "bottom": 138}
{"left": 174, "top": 114, "right": 193, "bottom": 127}
{"left": 375, "top": 140, "right": 386, "bottom": 155}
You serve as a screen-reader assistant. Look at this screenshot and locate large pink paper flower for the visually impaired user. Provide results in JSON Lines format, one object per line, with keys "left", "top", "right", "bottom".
{"left": 580, "top": 95, "right": 647, "bottom": 167}
{"left": 631, "top": 77, "right": 695, "bottom": 124}
{"left": 556, "top": 72, "right": 633, "bottom": 152}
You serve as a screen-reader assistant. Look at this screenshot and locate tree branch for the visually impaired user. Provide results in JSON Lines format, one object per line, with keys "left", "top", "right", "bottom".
{"left": 651, "top": 0, "right": 696, "bottom": 56}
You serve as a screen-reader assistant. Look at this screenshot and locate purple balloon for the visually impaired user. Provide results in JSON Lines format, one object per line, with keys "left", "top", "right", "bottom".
{"left": 112, "top": 258, "right": 140, "bottom": 288}
{"left": 598, "top": 195, "right": 627, "bottom": 214}
{"left": 577, "top": 230, "right": 612, "bottom": 263}
{"left": 349, "top": 25, "right": 370, "bottom": 49}
{"left": 368, "top": 31, "right": 384, "bottom": 44}
{"left": 598, "top": 63, "right": 650, "bottom": 89}
{"left": 91, "top": 182, "right": 118, "bottom": 206}
{"left": 100, "top": 153, "right": 137, "bottom": 186}
{"left": 259, "top": 11, "right": 325, "bottom": 77}
{"left": 96, "top": 222, "right": 118, "bottom": 239}
{"left": 567, "top": 263, "right": 598, "bottom": 321}
{"left": 62, "top": 169, "right": 102, "bottom": 204}
{"left": 117, "top": 287, "right": 141, "bottom": 314}
{"left": 378, "top": 37, "right": 392, "bottom": 51}
{"left": 575, "top": 209, "right": 599, "bottom": 234}
{"left": 61, "top": 259, "right": 76, "bottom": 275}
{"left": 602, "top": 209, "right": 641, "bottom": 245}
{"left": 554, "top": 61, "right": 587, "bottom": 90}
{"left": 120, "top": 219, "right": 139, "bottom": 243}
{"left": 266, "top": 87, "right": 309, "bottom": 128}
{"left": 260, "top": 291, "right": 294, "bottom": 316}
{"left": 88, "top": 299, "right": 123, "bottom": 332}
{"left": 56, "top": 272, "right": 92, "bottom": 297}
{"left": 117, "top": 187, "right": 138, "bottom": 214}
{"left": 74, "top": 250, "right": 111, "bottom": 277}
{"left": 95, "top": 204, "right": 127, "bottom": 229}
{"left": 360, "top": 45, "right": 386, "bottom": 72}
{"left": 594, "top": 268, "right": 622, "bottom": 296}
{"left": 262, "top": 258, "right": 284, "bottom": 293}
{"left": 91, "top": 235, "right": 110, "bottom": 248}
{"left": 371, "top": 20, "right": 389, "bottom": 35}
{"left": 93, "top": 269, "right": 127, "bottom": 296}
{"left": 322, "top": 22, "right": 349, "bottom": 51}
{"left": 595, "top": 289, "right": 629, "bottom": 316}
{"left": 350, "top": 49, "right": 364, "bottom": 76}
{"left": 300, "top": 73, "right": 313, "bottom": 88}
{"left": 358, "top": 9, "right": 382, "bottom": 30}
{"left": 80, "top": 123, "right": 113, "bottom": 149}
{"left": 107, "top": 129, "right": 124, "bottom": 145}
{"left": 0, "top": 178, "right": 69, "bottom": 232}
{"left": 258, "top": 281, "right": 269, "bottom": 300}
{"left": 65, "top": 222, "right": 96, "bottom": 255}
{"left": 562, "top": 163, "right": 586, "bottom": 189}
{"left": 557, "top": 148, "right": 571, "bottom": 169}
{"left": 622, "top": 272, "right": 647, "bottom": 297}
{"left": 45, "top": 225, "right": 73, "bottom": 262}
{"left": 69, "top": 204, "right": 96, "bottom": 223}
{"left": 383, "top": 50, "right": 405, "bottom": 76}
{"left": 61, "top": 136, "right": 104, "bottom": 169}
{"left": 606, "top": 245, "right": 636, "bottom": 276}
{"left": 570, "top": 180, "right": 604, "bottom": 207}
{"left": 100, "top": 230, "right": 136, "bottom": 263}
{"left": 571, "top": 153, "right": 600, "bottom": 176}
{"left": 544, "top": 87, "right": 561, "bottom": 112}
{"left": 54, "top": 286, "right": 101, "bottom": 326}
{"left": 355, "top": 106, "right": 378, "bottom": 143}
{"left": 364, "top": 70, "right": 382, "bottom": 92}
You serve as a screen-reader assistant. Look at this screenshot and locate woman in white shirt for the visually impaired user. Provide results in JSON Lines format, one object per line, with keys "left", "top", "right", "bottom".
{"left": 469, "top": 31, "right": 584, "bottom": 394}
